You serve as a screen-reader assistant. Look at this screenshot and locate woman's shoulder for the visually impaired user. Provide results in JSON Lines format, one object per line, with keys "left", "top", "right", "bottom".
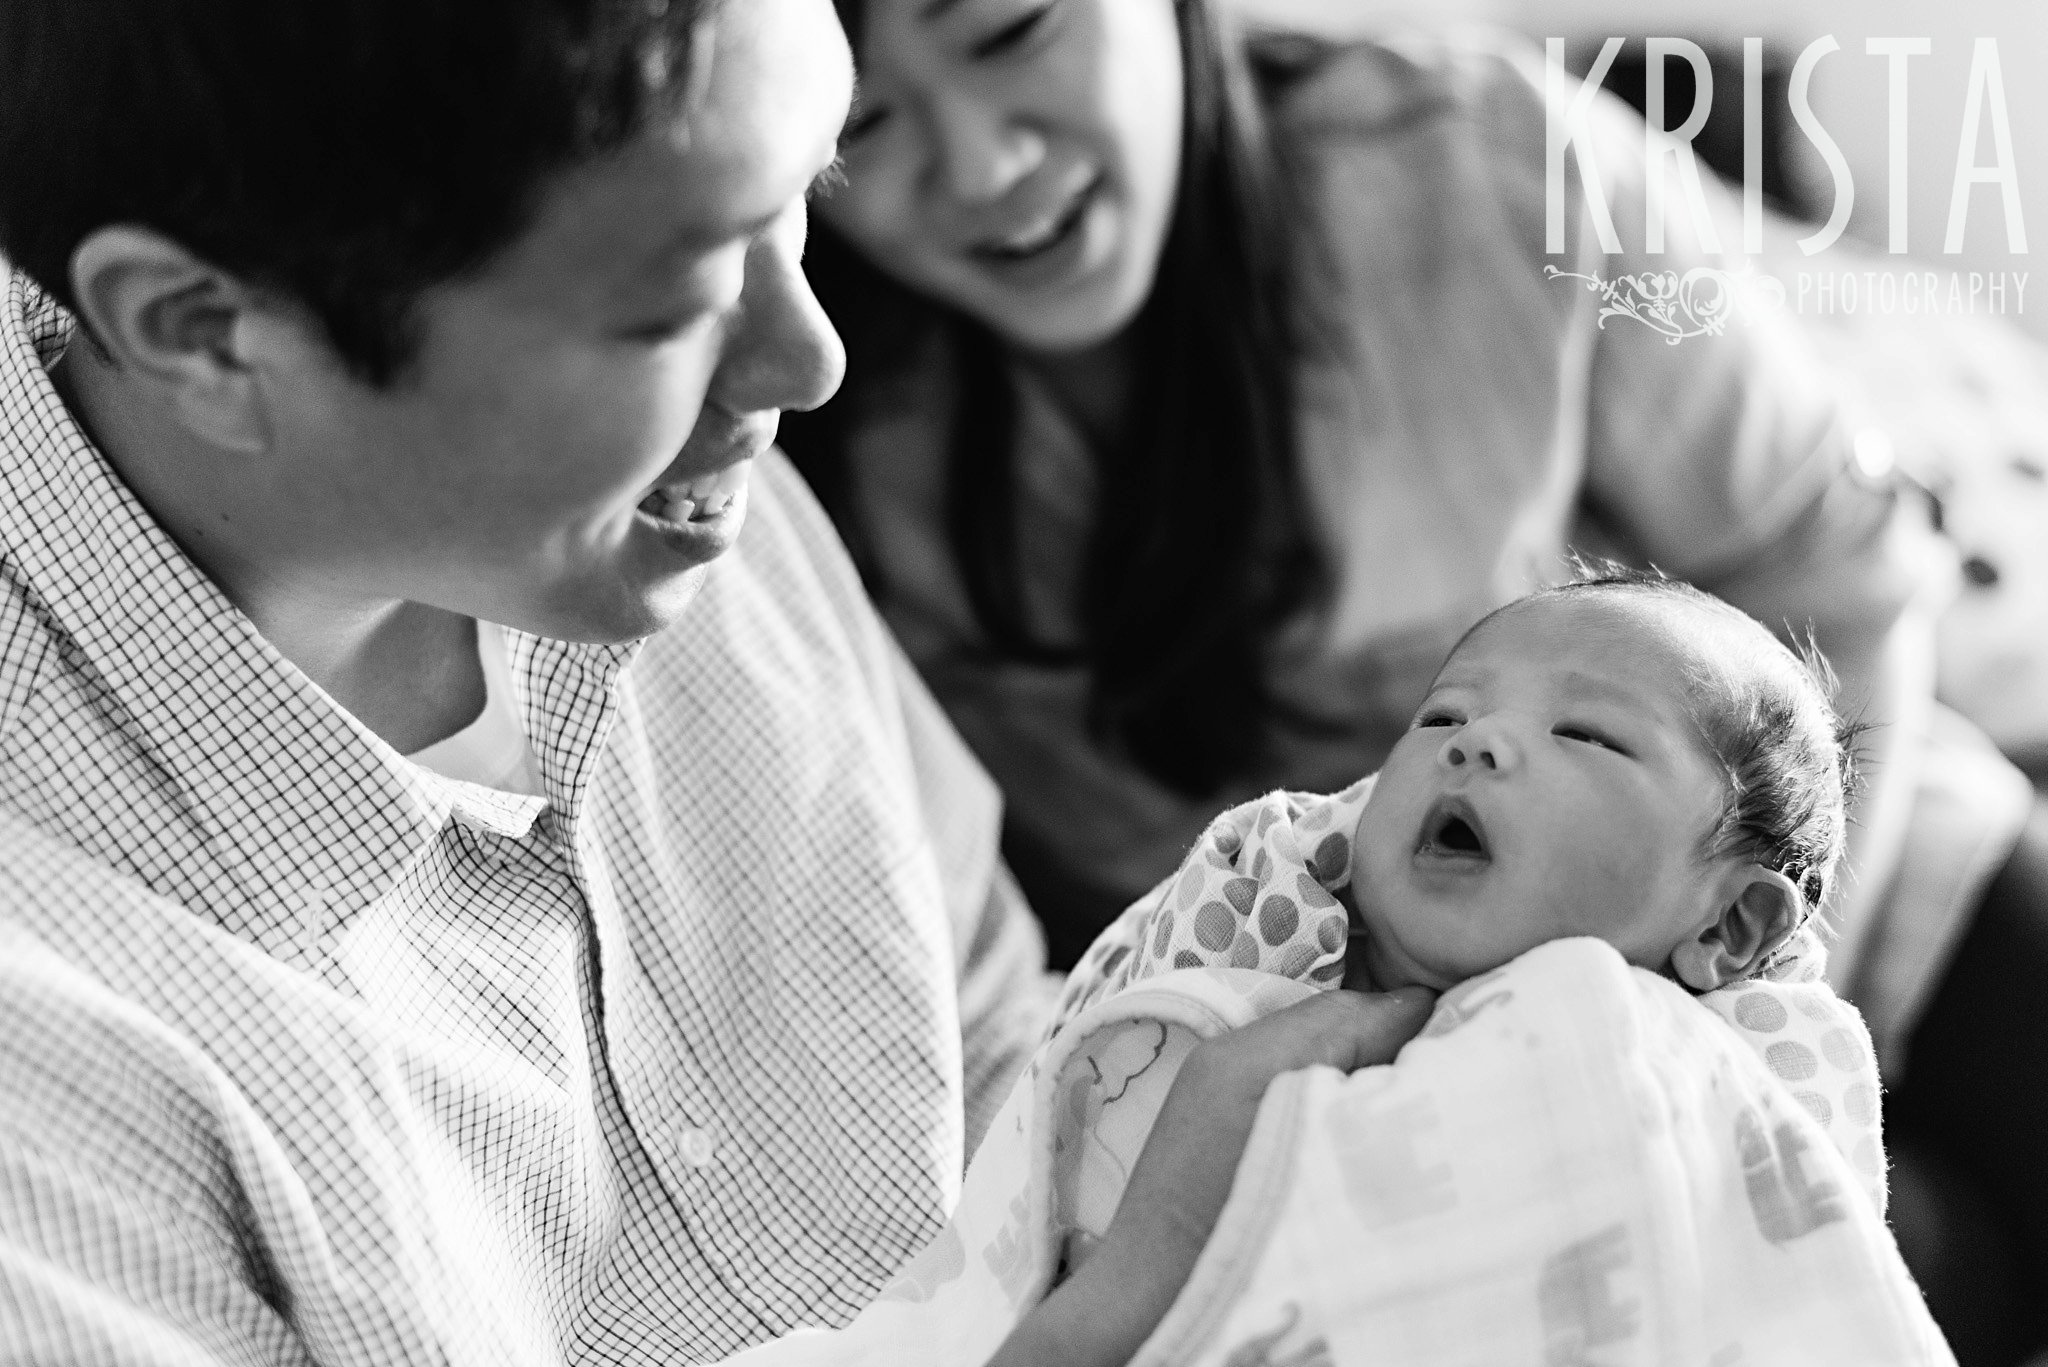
{"left": 1255, "top": 26, "right": 1552, "bottom": 168}
{"left": 1253, "top": 28, "right": 1560, "bottom": 302}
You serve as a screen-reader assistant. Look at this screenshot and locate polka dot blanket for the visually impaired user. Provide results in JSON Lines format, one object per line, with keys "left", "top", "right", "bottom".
{"left": 718, "top": 787, "right": 1947, "bottom": 1367}
{"left": 1053, "top": 775, "right": 1833, "bottom": 1037}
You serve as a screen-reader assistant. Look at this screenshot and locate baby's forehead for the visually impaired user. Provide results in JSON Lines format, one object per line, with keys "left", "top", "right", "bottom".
{"left": 1451, "top": 590, "right": 1725, "bottom": 674}
{"left": 1439, "top": 591, "right": 1754, "bottom": 729}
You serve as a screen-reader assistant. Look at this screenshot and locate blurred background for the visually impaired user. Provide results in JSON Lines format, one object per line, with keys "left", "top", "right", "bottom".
{"left": 1228, "top": 0, "right": 2048, "bottom": 795}
{"left": 1235, "top": 0, "right": 2048, "bottom": 341}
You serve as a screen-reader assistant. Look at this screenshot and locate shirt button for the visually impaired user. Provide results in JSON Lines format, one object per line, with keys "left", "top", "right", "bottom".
{"left": 295, "top": 884, "right": 332, "bottom": 937}
{"left": 675, "top": 1126, "right": 717, "bottom": 1168}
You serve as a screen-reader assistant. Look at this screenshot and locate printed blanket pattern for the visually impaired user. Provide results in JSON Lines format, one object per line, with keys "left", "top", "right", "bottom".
{"left": 1117, "top": 949, "right": 1941, "bottom": 1367}
{"left": 722, "top": 788, "right": 1939, "bottom": 1366}
{"left": 727, "top": 950, "right": 1941, "bottom": 1366}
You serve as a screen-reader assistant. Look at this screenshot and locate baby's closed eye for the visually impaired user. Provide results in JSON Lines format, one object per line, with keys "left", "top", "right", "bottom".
{"left": 1552, "top": 724, "right": 1631, "bottom": 756}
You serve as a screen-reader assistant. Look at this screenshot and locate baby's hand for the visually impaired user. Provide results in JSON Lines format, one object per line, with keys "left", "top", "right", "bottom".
{"left": 1116, "top": 987, "right": 1438, "bottom": 1256}
{"left": 990, "top": 987, "right": 1436, "bottom": 1367}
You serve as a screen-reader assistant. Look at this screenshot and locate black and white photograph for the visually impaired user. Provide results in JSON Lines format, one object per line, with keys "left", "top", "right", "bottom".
{"left": 2, "top": 0, "right": 2045, "bottom": 1363}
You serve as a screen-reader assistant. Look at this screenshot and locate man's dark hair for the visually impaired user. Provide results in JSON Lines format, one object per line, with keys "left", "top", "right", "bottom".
{"left": 0, "top": 0, "right": 713, "bottom": 384}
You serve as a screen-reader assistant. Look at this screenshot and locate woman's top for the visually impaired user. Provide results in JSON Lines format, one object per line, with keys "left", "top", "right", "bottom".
{"left": 835, "top": 31, "right": 2033, "bottom": 1064}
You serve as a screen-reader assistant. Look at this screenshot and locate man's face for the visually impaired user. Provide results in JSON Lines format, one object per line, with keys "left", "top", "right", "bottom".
{"left": 249, "top": 0, "right": 852, "bottom": 643}
{"left": 1348, "top": 595, "right": 1733, "bottom": 991}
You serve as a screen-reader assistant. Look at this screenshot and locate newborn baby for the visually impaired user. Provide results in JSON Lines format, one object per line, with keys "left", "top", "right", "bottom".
{"left": 1057, "top": 568, "right": 1858, "bottom": 1024}
{"left": 809, "top": 570, "right": 1928, "bottom": 1367}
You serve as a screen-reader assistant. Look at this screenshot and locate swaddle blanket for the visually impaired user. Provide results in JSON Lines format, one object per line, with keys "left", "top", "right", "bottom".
{"left": 734, "top": 786, "right": 1947, "bottom": 1367}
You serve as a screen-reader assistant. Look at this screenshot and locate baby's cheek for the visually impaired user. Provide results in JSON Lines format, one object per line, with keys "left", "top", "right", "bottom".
{"left": 1560, "top": 858, "right": 1658, "bottom": 945}
{"left": 1347, "top": 807, "right": 1375, "bottom": 881}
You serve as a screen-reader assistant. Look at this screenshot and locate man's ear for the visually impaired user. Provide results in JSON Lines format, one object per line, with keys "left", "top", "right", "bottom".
{"left": 66, "top": 225, "right": 270, "bottom": 454}
{"left": 1671, "top": 864, "right": 1804, "bottom": 992}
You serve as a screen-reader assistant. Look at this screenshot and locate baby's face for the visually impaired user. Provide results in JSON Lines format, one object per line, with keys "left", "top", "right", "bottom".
{"left": 1349, "top": 595, "right": 1732, "bottom": 991}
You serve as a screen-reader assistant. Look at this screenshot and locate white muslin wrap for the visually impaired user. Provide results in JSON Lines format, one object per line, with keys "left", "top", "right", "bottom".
{"left": 730, "top": 783, "right": 1946, "bottom": 1365}
{"left": 729, "top": 942, "right": 1944, "bottom": 1366}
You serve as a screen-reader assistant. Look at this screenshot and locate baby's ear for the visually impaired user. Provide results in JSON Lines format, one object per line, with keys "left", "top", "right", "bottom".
{"left": 1670, "top": 865, "right": 1804, "bottom": 992}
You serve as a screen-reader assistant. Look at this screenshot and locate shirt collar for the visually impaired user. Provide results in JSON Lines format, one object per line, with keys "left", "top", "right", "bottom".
{"left": 0, "top": 271, "right": 631, "bottom": 953}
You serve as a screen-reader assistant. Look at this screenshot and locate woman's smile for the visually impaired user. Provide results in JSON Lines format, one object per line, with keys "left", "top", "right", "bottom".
{"left": 968, "top": 168, "right": 1100, "bottom": 262}
{"left": 964, "top": 173, "right": 1112, "bottom": 293}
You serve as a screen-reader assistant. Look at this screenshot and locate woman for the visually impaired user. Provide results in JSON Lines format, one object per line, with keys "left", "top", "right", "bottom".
{"left": 781, "top": 3, "right": 2047, "bottom": 1358}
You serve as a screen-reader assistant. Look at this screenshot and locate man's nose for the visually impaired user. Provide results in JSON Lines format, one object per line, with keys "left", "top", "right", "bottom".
{"left": 1438, "top": 717, "right": 1519, "bottom": 774}
{"left": 929, "top": 89, "right": 1046, "bottom": 205}
{"left": 710, "top": 221, "right": 847, "bottom": 418}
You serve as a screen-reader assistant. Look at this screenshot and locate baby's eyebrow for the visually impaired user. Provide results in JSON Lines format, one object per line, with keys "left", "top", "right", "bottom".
{"left": 1556, "top": 671, "right": 1649, "bottom": 710}
{"left": 1423, "top": 672, "right": 1479, "bottom": 695}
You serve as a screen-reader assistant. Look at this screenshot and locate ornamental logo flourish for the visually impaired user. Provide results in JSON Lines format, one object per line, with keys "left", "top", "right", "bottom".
{"left": 1544, "top": 264, "right": 1787, "bottom": 343}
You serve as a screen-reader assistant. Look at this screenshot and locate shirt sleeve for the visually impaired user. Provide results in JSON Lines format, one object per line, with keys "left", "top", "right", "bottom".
{"left": 756, "top": 452, "right": 1060, "bottom": 1162}
{"left": 886, "top": 638, "right": 1061, "bottom": 1162}
{"left": 952, "top": 861, "right": 1062, "bottom": 1160}
{"left": 0, "top": 943, "right": 311, "bottom": 1367}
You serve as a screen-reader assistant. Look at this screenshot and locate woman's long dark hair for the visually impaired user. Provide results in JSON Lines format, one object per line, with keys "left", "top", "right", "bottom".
{"left": 784, "top": 0, "right": 1325, "bottom": 798}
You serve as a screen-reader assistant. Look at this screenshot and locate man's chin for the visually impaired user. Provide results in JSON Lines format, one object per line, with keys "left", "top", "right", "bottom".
{"left": 609, "top": 563, "right": 716, "bottom": 643}
{"left": 635, "top": 563, "right": 715, "bottom": 638}
{"left": 518, "top": 562, "right": 716, "bottom": 647}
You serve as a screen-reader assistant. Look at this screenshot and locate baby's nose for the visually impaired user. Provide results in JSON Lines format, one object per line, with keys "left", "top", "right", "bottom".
{"left": 1438, "top": 722, "right": 1517, "bottom": 773}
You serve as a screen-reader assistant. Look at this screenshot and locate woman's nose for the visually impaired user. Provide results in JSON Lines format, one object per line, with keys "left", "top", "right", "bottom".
{"left": 929, "top": 90, "right": 1046, "bottom": 205}
{"left": 1438, "top": 718, "right": 1519, "bottom": 774}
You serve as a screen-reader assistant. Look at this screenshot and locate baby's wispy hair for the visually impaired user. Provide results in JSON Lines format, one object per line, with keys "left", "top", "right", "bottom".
{"left": 1531, "top": 561, "right": 1867, "bottom": 921}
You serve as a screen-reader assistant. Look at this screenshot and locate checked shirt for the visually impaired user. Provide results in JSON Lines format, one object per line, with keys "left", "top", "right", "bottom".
{"left": 0, "top": 270, "right": 1055, "bottom": 1366}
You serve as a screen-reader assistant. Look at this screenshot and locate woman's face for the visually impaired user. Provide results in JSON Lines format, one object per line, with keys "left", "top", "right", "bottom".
{"left": 818, "top": 0, "right": 1185, "bottom": 354}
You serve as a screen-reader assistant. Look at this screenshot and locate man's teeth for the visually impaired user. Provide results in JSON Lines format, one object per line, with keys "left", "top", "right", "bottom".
{"left": 640, "top": 464, "right": 747, "bottom": 523}
{"left": 639, "top": 488, "right": 733, "bottom": 524}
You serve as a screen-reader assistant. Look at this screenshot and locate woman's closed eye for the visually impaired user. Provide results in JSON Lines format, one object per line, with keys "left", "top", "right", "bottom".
{"left": 1553, "top": 724, "right": 1632, "bottom": 756}
{"left": 971, "top": 3, "right": 1058, "bottom": 60}
{"left": 1414, "top": 711, "right": 1462, "bottom": 730}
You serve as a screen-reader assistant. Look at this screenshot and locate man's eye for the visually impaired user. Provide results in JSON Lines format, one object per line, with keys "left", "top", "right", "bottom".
{"left": 841, "top": 104, "right": 891, "bottom": 144}
{"left": 619, "top": 306, "right": 717, "bottom": 345}
{"left": 622, "top": 323, "right": 691, "bottom": 345}
{"left": 972, "top": 4, "right": 1054, "bottom": 59}
{"left": 1555, "top": 725, "right": 1630, "bottom": 756}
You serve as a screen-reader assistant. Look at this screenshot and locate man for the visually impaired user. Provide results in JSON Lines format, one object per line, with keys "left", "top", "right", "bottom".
{"left": 0, "top": 1, "right": 1428, "bottom": 1362}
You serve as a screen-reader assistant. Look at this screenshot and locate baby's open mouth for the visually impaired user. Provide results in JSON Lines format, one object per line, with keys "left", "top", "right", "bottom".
{"left": 1415, "top": 795, "right": 1490, "bottom": 863}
